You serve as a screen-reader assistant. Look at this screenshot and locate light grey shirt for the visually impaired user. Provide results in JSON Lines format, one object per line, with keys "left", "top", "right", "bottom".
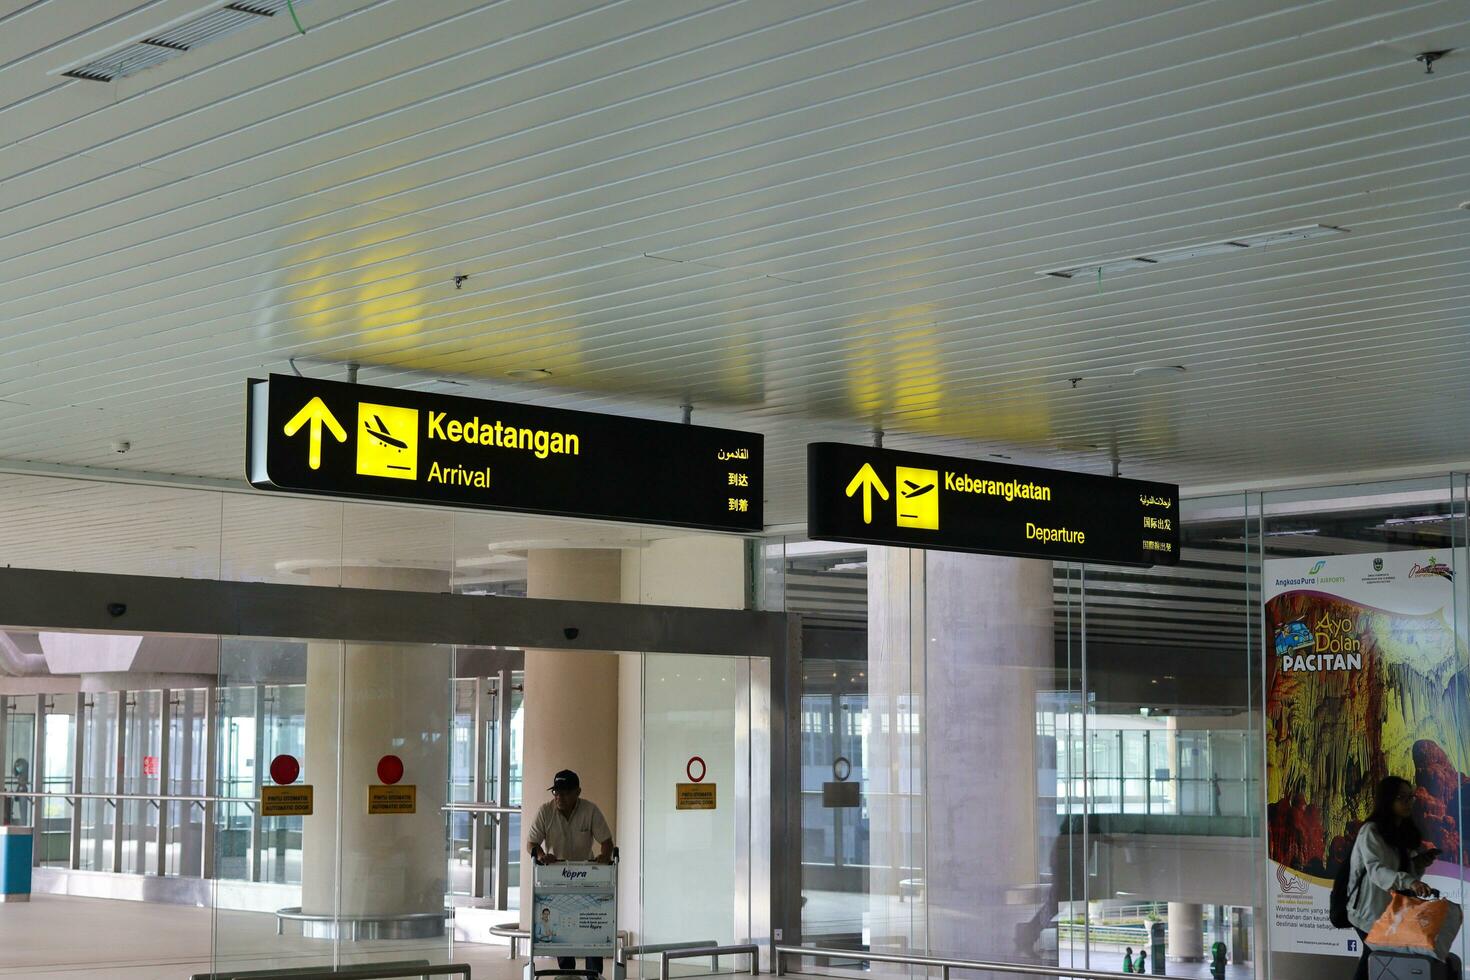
{"left": 527, "top": 798, "right": 612, "bottom": 861}
{"left": 1347, "top": 822, "right": 1424, "bottom": 932}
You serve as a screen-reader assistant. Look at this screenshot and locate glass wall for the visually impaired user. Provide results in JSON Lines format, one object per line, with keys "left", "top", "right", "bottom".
{"left": 773, "top": 491, "right": 1262, "bottom": 978}
{"left": 774, "top": 477, "right": 1470, "bottom": 980}
{"left": 0, "top": 472, "right": 772, "bottom": 978}
{"left": 4, "top": 466, "right": 1468, "bottom": 980}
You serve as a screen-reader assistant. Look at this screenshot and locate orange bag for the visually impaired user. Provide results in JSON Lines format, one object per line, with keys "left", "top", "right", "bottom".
{"left": 1367, "top": 893, "right": 1464, "bottom": 961}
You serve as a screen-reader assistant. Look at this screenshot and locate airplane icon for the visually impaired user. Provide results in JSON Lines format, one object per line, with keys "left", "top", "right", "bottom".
{"left": 355, "top": 403, "right": 419, "bottom": 480}
{"left": 364, "top": 415, "right": 409, "bottom": 452}
{"left": 895, "top": 466, "right": 939, "bottom": 529}
{"left": 901, "top": 479, "right": 935, "bottom": 499}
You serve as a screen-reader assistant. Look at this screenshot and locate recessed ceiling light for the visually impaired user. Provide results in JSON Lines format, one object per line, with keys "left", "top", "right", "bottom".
{"left": 506, "top": 369, "right": 553, "bottom": 380}
{"left": 1132, "top": 364, "right": 1187, "bottom": 378}
{"left": 1039, "top": 224, "right": 1348, "bottom": 280}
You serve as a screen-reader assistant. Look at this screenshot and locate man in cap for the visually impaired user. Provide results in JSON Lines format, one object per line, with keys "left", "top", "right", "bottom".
{"left": 527, "top": 770, "right": 614, "bottom": 975}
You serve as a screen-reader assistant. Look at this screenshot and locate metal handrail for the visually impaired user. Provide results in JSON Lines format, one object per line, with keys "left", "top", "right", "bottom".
{"left": 618, "top": 939, "right": 719, "bottom": 965}
{"left": 488, "top": 922, "right": 634, "bottom": 962}
{"left": 661, "top": 944, "right": 759, "bottom": 980}
{"left": 193, "top": 965, "right": 471, "bottom": 980}
{"left": 0, "top": 789, "right": 256, "bottom": 804}
{"left": 442, "top": 802, "right": 522, "bottom": 814}
{"left": 775, "top": 945, "right": 1154, "bottom": 980}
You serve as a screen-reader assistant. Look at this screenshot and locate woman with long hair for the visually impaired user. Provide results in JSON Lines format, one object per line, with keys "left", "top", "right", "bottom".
{"left": 1346, "top": 776, "right": 1438, "bottom": 980}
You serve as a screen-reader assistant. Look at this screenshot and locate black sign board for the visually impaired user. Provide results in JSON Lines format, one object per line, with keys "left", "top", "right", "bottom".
{"left": 246, "top": 374, "right": 762, "bottom": 533}
{"left": 807, "top": 442, "right": 1179, "bottom": 566}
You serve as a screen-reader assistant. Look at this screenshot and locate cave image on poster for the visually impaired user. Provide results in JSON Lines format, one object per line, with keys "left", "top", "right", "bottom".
{"left": 1265, "top": 550, "right": 1469, "bottom": 957}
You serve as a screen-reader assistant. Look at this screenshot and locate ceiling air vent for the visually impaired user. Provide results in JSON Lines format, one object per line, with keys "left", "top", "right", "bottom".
{"left": 1039, "top": 224, "right": 1349, "bottom": 280}
{"left": 60, "top": 1, "right": 309, "bottom": 83}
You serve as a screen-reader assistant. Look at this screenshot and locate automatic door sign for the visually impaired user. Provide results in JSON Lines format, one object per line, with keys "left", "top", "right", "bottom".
{"left": 247, "top": 374, "right": 763, "bottom": 533}
{"left": 808, "top": 442, "right": 1180, "bottom": 567}
{"left": 367, "top": 754, "right": 415, "bottom": 814}
{"left": 367, "top": 785, "right": 417, "bottom": 815}
{"left": 262, "top": 755, "right": 312, "bottom": 816}
{"left": 823, "top": 755, "right": 860, "bottom": 808}
{"left": 676, "top": 756, "right": 717, "bottom": 810}
{"left": 262, "top": 785, "right": 314, "bottom": 817}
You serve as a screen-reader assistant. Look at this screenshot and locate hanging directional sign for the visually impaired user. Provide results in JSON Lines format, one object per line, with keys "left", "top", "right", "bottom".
{"left": 808, "top": 442, "right": 1180, "bottom": 566}
{"left": 246, "top": 374, "right": 763, "bottom": 532}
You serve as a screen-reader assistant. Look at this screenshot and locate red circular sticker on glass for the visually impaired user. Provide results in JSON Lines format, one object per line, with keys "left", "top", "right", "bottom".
{"left": 269, "top": 754, "right": 300, "bottom": 786}
{"left": 686, "top": 756, "right": 707, "bottom": 783}
{"left": 377, "top": 755, "right": 405, "bottom": 786}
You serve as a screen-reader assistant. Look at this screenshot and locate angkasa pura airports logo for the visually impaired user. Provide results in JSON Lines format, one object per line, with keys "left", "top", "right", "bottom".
{"left": 1274, "top": 558, "right": 1346, "bottom": 588}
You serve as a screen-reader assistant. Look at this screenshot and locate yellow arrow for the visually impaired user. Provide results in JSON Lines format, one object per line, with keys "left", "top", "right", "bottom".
{"left": 844, "top": 462, "right": 889, "bottom": 524}
{"left": 283, "top": 397, "right": 347, "bottom": 470}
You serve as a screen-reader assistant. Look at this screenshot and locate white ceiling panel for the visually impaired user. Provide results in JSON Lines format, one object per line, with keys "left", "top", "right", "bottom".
{"left": 0, "top": 0, "right": 1466, "bottom": 528}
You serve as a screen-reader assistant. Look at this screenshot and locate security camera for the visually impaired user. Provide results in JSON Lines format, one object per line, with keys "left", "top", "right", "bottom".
{"left": 106, "top": 603, "right": 127, "bottom": 618}
{"left": 563, "top": 627, "right": 580, "bottom": 641}
{"left": 112, "top": 441, "right": 131, "bottom": 454}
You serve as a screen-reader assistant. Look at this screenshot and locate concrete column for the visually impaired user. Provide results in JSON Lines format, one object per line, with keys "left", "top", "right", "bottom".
{"left": 520, "top": 549, "right": 622, "bottom": 928}
{"left": 1167, "top": 902, "right": 1204, "bottom": 962}
{"left": 302, "top": 566, "right": 451, "bottom": 922}
{"left": 868, "top": 549, "right": 1054, "bottom": 960}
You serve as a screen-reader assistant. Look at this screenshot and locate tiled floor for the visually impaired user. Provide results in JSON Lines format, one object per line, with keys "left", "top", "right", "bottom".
{"left": 0, "top": 893, "right": 1260, "bottom": 980}
{"left": 0, "top": 894, "right": 524, "bottom": 979}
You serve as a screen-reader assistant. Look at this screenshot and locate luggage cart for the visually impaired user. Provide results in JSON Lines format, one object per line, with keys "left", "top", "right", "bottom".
{"left": 526, "top": 858, "right": 618, "bottom": 980}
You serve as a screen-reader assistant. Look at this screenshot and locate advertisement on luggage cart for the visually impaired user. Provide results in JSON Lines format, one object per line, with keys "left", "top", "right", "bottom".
{"left": 1265, "top": 550, "right": 1470, "bottom": 958}
{"left": 530, "top": 862, "right": 617, "bottom": 958}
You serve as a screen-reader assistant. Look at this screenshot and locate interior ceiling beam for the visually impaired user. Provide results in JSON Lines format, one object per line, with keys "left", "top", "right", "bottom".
{"left": 0, "top": 567, "right": 787, "bottom": 659}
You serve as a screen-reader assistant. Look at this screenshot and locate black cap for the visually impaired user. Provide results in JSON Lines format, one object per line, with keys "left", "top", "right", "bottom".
{"left": 549, "top": 770, "right": 580, "bottom": 792}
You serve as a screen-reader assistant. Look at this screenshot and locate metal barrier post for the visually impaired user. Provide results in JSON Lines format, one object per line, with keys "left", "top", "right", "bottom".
{"left": 192, "top": 964, "right": 472, "bottom": 980}
{"left": 659, "top": 944, "right": 759, "bottom": 980}
{"left": 775, "top": 944, "right": 1176, "bottom": 980}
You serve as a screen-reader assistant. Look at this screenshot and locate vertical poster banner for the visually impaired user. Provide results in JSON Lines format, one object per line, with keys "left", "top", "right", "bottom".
{"left": 529, "top": 862, "right": 617, "bottom": 959}
{"left": 1265, "top": 550, "right": 1468, "bottom": 958}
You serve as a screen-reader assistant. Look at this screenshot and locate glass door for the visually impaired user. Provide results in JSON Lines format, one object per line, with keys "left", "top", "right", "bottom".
{"left": 446, "top": 668, "right": 525, "bottom": 909}
{"left": 211, "top": 636, "right": 456, "bottom": 977}
{"left": 207, "top": 634, "right": 767, "bottom": 978}
{"left": 622, "top": 652, "right": 763, "bottom": 975}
